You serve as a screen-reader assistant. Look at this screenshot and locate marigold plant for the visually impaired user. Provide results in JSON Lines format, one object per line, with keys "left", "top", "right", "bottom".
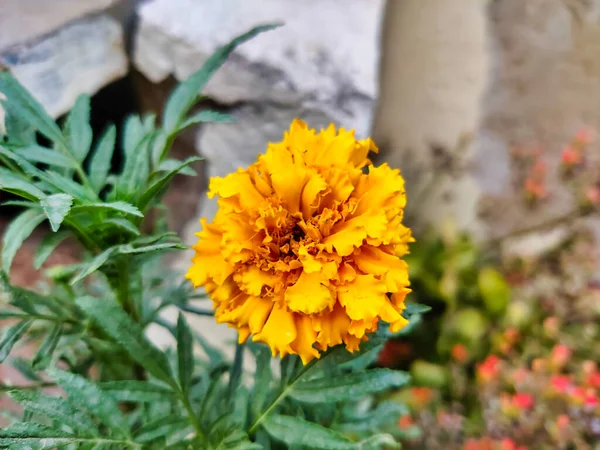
{"left": 0, "top": 24, "right": 426, "bottom": 450}
{"left": 187, "top": 119, "right": 413, "bottom": 364}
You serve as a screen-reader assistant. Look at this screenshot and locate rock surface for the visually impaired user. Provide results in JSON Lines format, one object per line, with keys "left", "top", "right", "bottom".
{"left": 1, "top": 15, "right": 128, "bottom": 118}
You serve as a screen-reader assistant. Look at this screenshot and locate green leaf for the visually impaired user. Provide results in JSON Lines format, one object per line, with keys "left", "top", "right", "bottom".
{"left": 48, "top": 367, "right": 130, "bottom": 438}
{"left": 227, "top": 341, "right": 245, "bottom": 406}
{"left": 70, "top": 201, "right": 144, "bottom": 217}
{"left": 70, "top": 247, "right": 116, "bottom": 284}
{"left": 76, "top": 296, "right": 175, "bottom": 385}
{"left": 0, "top": 72, "right": 67, "bottom": 148}
{"left": 64, "top": 94, "right": 93, "bottom": 162}
{"left": 2, "top": 100, "right": 36, "bottom": 145}
{"left": 118, "top": 242, "right": 186, "bottom": 254}
{"left": 101, "top": 218, "right": 141, "bottom": 236}
{"left": 176, "top": 313, "right": 194, "bottom": 394}
{"left": 262, "top": 415, "right": 355, "bottom": 450}
{"left": 0, "top": 319, "right": 33, "bottom": 362}
{"left": 89, "top": 124, "right": 116, "bottom": 192}
{"left": 133, "top": 417, "right": 190, "bottom": 444}
{"left": 44, "top": 171, "right": 97, "bottom": 202}
{"left": 99, "top": 380, "right": 175, "bottom": 402}
{"left": 163, "top": 24, "right": 280, "bottom": 132}
{"left": 290, "top": 369, "right": 410, "bottom": 404}
{"left": 339, "top": 401, "right": 408, "bottom": 432}
{"left": 0, "top": 422, "right": 137, "bottom": 448}
{"left": 0, "top": 167, "right": 46, "bottom": 200}
{"left": 157, "top": 158, "right": 197, "bottom": 176}
{"left": 337, "top": 344, "right": 384, "bottom": 372}
{"left": 40, "top": 193, "right": 73, "bottom": 232}
{"left": 478, "top": 267, "right": 511, "bottom": 316}
{"left": 177, "top": 110, "right": 235, "bottom": 133}
{"left": 34, "top": 230, "right": 70, "bottom": 269}
{"left": 9, "top": 389, "right": 99, "bottom": 435}
{"left": 17, "top": 144, "right": 76, "bottom": 168}
{"left": 123, "top": 114, "right": 146, "bottom": 157}
{"left": 1, "top": 208, "right": 46, "bottom": 274}
{"left": 31, "top": 323, "right": 63, "bottom": 370}
{"left": 403, "top": 303, "right": 432, "bottom": 316}
{"left": 250, "top": 345, "right": 273, "bottom": 420}
{"left": 137, "top": 156, "right": 203, "bottom": 211}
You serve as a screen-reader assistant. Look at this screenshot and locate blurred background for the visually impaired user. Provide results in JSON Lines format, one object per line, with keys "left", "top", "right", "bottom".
{"left": 1, "top": 0, "right": 600, "bottom": 448}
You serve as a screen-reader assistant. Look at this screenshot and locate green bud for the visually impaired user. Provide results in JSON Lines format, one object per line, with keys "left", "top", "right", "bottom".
{"left": 504, "top": 300, "right": 533, "bottom": 329}
{"left": 411, "top": 360, "right": 448, "bottom": 388}
{"left": 452, "top": 308, "right": 488, "bottom": 342}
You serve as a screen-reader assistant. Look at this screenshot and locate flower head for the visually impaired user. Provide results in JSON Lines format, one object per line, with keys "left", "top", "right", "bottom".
{"left": 187, "top": 120, "right": 413, "bottom": 364}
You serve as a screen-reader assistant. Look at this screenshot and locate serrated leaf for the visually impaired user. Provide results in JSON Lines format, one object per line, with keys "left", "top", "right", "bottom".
{"left": 31, "top": 323, "right": 63, "bottom": 370}
{"left": 0, "top": 422, "right": 136, "bottom": 448}
{"left": 1, "top": 208, "right": 46, "bottom": 274}
{"left": 290, "top": 369, "right": 410, "bottom": 404}
{"left": 9, "top": 357, "right": 43, "bottom": 381}
{"left": 339, "top": 401, "right": 408, "bottom": 432}
{"left": 33, "top": 230, "right": 69, "bottom": 270}
{"left": 227, "top": 341, "right": 245, "bottom": 406}
{"left": 64, "top": 94, "right": 93, "bottom": 162}
{"left": 0, "top": 73, "right": 67, "bottom": 148}
{"left": 120, "top": 134, "right": 152, "bottom": 199}
{"left": 17, "top": 144, "right": 76, "bottom": 168}
{"left": 102, "top": 218, "right": 141, "bottom": 236}
{"left": 70, "top": 247, "right": 116, "bottom": 284}
{"left": 89, "top": 124, "right": 116, "bottom": 192}
{"left": 337, "top": 344, "right": 383, "bottom": 372}
{"left": 70, "top": 201, "right": 143, "bottom": 217}
{"left": 118, "top": 242, "right": 186, "bottom": 255}
{"left": 133, "top": 417, "right": 190, "bottom": 444}
{"left": 2, "top": 100, "right": 36, "bottom": 145}
{"left": 163, "top": 24, "right": 280, "bottom": 132}
{"left": 0, "top": 319, "right": 33, "bottom": 362}
{"left": 262, "top": 415, "right": 355, "bottom": 450}
{"left": 99, "top": 380, "right": 175, "bottom": 402}
{"left": 0, "top": 272, "right": 38, "bottom": 314}
{"left": 176, "top": 313, "right": 194, "bottom": 394}
{"left": 0, "top": 167, "right": 46, "bottom": 200}
{"left": 44, "top": 171, "right": 97, "bottom": 202}
{"left": 123, "top": 114, "right": 145, "bottom": 157}
{"left": 157, "top": 159, "right": 197, "bottom": 176}
{"left": 250, "top": 346, "right": 274, "bottom": 420}
{"left": 9, "top": 389, "right": 99, "bottom": 435}
{"left": 137, "top": 157, "right": 203, "bottom": 211}
{"left": 178, "top": 110, "right": 235, "bottom": 132}
{"left": 40, "top": 193, "right": 73, "bottom": 232}
{"left": 48, "top": 367, "right": 130, "bottom": 438}
{"left": 76, "top": 296, "right": 174, "bottom": 385}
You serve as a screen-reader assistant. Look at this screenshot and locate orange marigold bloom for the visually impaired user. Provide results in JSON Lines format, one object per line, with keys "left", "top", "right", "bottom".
{"left": 186, "top": 119, "right": 413, "bottom": 364}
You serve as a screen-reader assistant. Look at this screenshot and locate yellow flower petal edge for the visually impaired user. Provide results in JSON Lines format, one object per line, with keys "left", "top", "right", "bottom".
{"left": 186, "top": 119, "right": 414, "bottom": 364}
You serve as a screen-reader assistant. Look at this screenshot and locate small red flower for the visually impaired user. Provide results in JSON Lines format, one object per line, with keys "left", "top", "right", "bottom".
{"left": 550, "top": 344, "right": 572, "bottom": 369}
{"left": 560, "top": 145, "right": 581, "bottom": 166}
{"left": 586, "top": 371, "right": 600, "bottom": 389}
{"left": 575, "top": 127, "right": 593, "bottom": 145}
{"left": 477, "top": 355, "right": 501, "bottom": 383}
{"left": 501, "top": 438, "right": 526, "bottom": 450}
{"left": 585, "top": 186, "right": 600, "bottom": 205}
{"left": 512, "top": 392, "right": 534, "bottom": 410}
{"left": 551, "top": 375, "right": 572, "bottom": 394}
{"left": 398, "top": 415, "right": 414, "bottom": 429}
{"left": 556, "top": 414, "right": 570, "bottom": 430}
{"left": 451, "top": 344, "right": 469, "bottom": 363}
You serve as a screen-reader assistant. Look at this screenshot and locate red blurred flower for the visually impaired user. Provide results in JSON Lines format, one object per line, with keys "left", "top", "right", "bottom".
{"left": 452, "top": 344, "right": 469, "bottom": 363}
{"left": 551, "top": 375, "right": 572, "bottom": 394}
{"left": 411, "top": 387, "right": 434, "bottom": 407}
{"left": 557, "top": 414, "right": 570, "bottom": 430}
{"left": 575, "top": 127, "right": 593, "bottom": 145}
{"left": 585, "top": 186, "right": 600, "bottom": 205}
{"left": 478, "top": 355, "right": 501, "bottom": 383}
{"left": 512, "top": 392, "right": 534, "bottom": 410}
{"left": 560, "top": 145, "right": 581, "bottom": 166}
{"left": 586, "top": 371, "right": 600, "bottom": 389}
{"left": 398, "top": 415, "right": 414, "bottom": 429}
{"left": 550, "top": 344, "right": 572, "bottom": 369}
{"left": 378, "top": 341, "right": 411, "bottom": 367}
{"left": 500, "top": 438, "right": 526, "bottom": 450}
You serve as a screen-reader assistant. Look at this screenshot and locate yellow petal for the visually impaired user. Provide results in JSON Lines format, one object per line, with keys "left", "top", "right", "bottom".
{"left": 253, "top": 304, "right": 297, "bottom": 357}
{"left": 337, "top": 274, "right": 389, "bottom": 322}
{"left": 300, "top": 172, "right": 328, "bottom": 219}
{"left": 285, "top": 270, "right": 335, "bottom": 314}
{"left": 235, "top": 265, "right": 278, "bottom": 296}
{"left": 290, "top": 314, "right": 320, "bottom": 365}
{"left": 353, "top": 246, "right": 410, "bottom": 292}
{"left": 314, "top": 303, "right": 350, "bottom": 350}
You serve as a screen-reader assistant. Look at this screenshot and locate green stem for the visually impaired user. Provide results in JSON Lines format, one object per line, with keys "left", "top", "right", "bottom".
{"left": 115, "top": 260, "right": 139, "bottom": 322}
{"left": 248, "top": 361, "right": 311, "bottom": 435}
{"left": 179, "top": 392, "right": 205, "bottom": 442}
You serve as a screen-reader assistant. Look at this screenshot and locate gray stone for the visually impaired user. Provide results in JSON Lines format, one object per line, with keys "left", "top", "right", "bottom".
{"left": 1, "top": 15, "right": 127, "bottom": 118}
{"left": 0, "top": 0, "right": 120, "bottom": 50}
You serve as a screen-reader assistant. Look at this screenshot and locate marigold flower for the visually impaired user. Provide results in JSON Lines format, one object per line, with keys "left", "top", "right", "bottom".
{"left": 187, "top": 120, "right": 413, "bottom": 364}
